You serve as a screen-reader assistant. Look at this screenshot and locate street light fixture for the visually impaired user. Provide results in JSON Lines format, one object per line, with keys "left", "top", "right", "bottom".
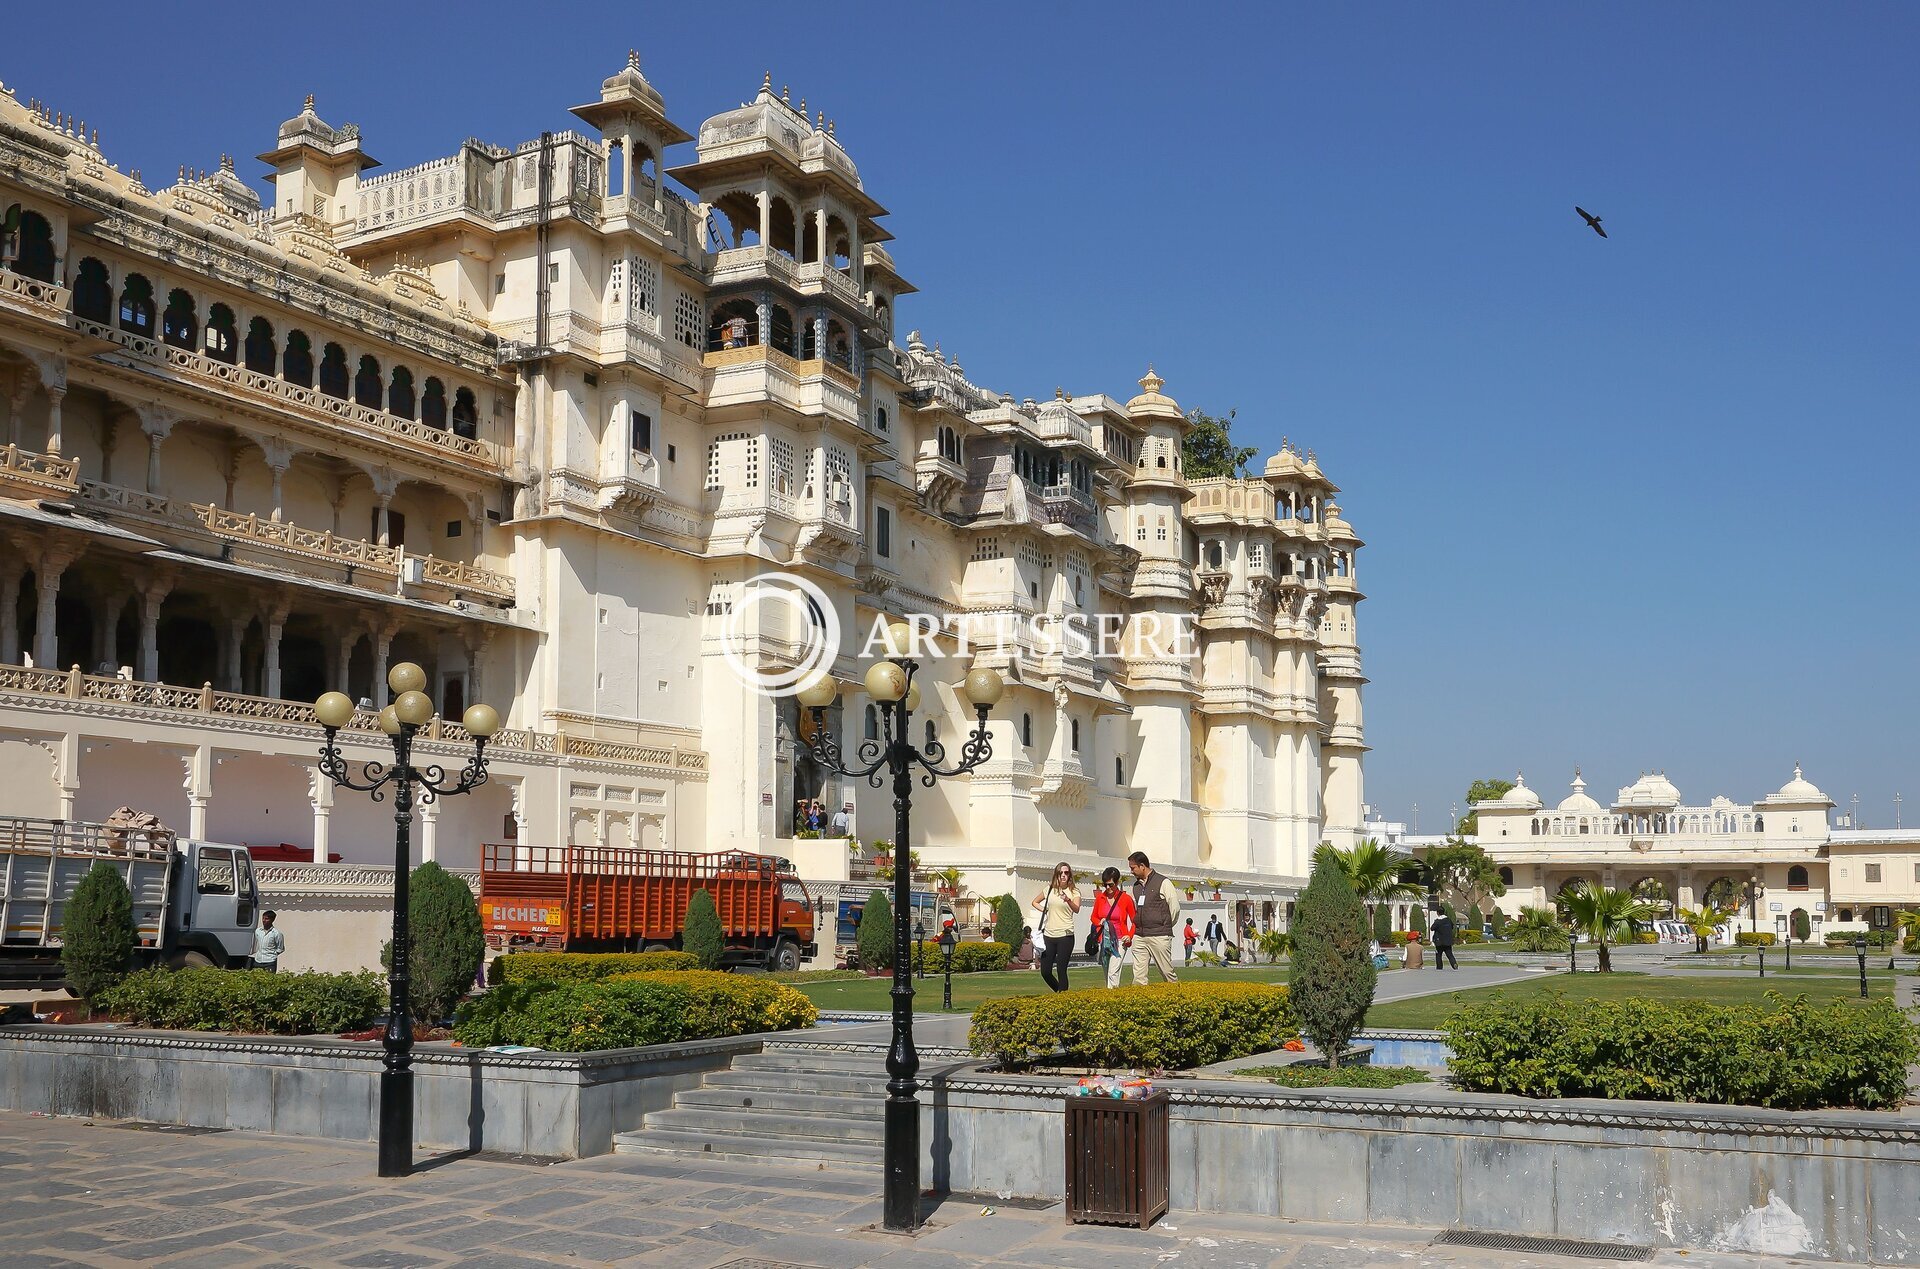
{"left": 313, "top": 666, "right": 498, "bottom": 1179}
{"left": 914, "top": 919, "right": 926, "bottom": 980}
{"left": 797, "top": 639, "right": 1003, "bottom": 1233}
{"left": 1568, "top": 931, "right": 1578, "bottom": 974}
{"left": 938, "top": 923, "right": 957, "bottom": 1011}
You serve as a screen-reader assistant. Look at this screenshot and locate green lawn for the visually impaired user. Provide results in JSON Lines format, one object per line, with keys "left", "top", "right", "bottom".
{"left": 1364, "top": 970, "right": 1892, "bottom": 1030}
{"left": 795, "top": 963, "right": 1290, "bottom": 1013}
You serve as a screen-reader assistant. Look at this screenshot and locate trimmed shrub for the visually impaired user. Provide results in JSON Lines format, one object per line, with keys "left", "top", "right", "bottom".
{"left": 1734, "top": 932, "right": 1777, "bottom": 946}
{"left": 1290, "top": 859, "right": 1376, "bottom": 1068}
{"left": 1238, "top": 1064, "right": 1432, "bottom": 1089}
{"left": 452, "top": 970, "right": 816, "bottom": 1051}
{"left": 1826, "top": 930, "right": 1898, "bottom": 950}
{"left": 1446, "top": 992, "right": 1917, "bottom": 1110}
{"left": 97, "top": 967, "right": 382, "bottom": 1034}
{"left": 971, "top": 981, "right": 1294, "bottom": 1070}
{"left": 1487, "top": 909, "right": 1509, "bottom": 940}
{"left": 62, "top": 862, "right": 135, "bottom": 1003}
{"left": 910, "top": 940, "right": 1013, "bottom": 974}
{"left": 488, "top": 951, "right": 698, "bottom": 985}
{"left": 1459, "top": 929, "right": 1485, "bottom": 944}
{"left": 857, "top": 890, "right": 894, "bottom": 970}
{"left": 381, "top": 862, "right": 484, "bottom": 1022}
{"left": 1380, "top": 930, "right": 1410, "bottom": 948}
{"left": 683, "top": 888, "right": 723, "bottom": 970}
{"left": 1370, "top": 904, "right": 1392, "bottom": 943}
{"left": 992, "top": 894, "right": 1023, "bottom": 949}
{"left": 770, "top": 968, "right": 864, "bottom": 983}
{"left": 1410, "top": 905, "right": 1428, "bottom": 937}
{"left": 1632, "top": 931, "right": 1659, "bottom": 944}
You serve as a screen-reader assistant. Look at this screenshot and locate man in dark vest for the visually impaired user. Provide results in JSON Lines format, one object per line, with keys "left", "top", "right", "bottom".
{"left": 1431, "top": 909, "right": 1458, "bottom": 970}
{"left": 1127, "top": 851, "right": 1182, "bottom": 983}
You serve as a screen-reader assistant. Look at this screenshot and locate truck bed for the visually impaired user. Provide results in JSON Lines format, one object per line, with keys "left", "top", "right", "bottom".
{"left": 480, "top": 844, "right": 788, "bottom": 946}
{"left": 0, "top": 818, "right": 172, "bottom": 951}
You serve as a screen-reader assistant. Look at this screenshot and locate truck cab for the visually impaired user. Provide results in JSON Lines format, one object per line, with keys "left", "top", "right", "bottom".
{"left": 167, "top": 840, "right": 262, "bottom": 968}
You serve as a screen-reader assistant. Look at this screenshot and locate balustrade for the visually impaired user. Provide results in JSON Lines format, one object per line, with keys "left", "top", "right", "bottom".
{"left": 0, "top": 444, "right": 79, "bottom": 496}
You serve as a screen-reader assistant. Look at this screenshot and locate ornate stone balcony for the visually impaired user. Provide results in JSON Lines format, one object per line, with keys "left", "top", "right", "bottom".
{"left": 0, "top": 444, "right": 80, "bottom": 499}
{"left": 1036, "top": 482, "right": 1097, "bottom": 535}
{"left": 0, "top": 269, "right": 71, "bottom": 325}
{"left": 0, "top": 662, "right": 707, "bottom": 778}
{"left": 702, "top": 345, "right": 860, "bottom": 423}
{"left": 707, "top": 247, "right": 868, "bottom": 312}
{"left": 194, "top": 504, "right": 401, "bottom": 571}
{"left": 69, "top": 317, "right": 504, "bottom": 473}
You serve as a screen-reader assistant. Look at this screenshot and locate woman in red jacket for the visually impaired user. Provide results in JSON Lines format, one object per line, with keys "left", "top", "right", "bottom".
{"left": 1090, "top": 866, "right": 1137, "bottom": 989}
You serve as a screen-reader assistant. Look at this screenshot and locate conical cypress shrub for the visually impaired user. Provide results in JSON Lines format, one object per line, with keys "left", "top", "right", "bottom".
{"left": 857, "top": 889, "right": 894, "bottom": 970}
{"left": 1291, "top": 857, "right": 1376, "bottom": 1068}
{"left": 683, "top": 887, "right": 723, "bottom": 969}
{"left": 62, "top": 862, "right": 134, "bottom": 1004}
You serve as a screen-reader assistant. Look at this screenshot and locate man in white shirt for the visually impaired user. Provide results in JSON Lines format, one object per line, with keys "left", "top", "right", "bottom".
{"left": 252, "top": 910, "right": 285, "bottom": 973}
{"left": 829, "top": 806, "right": 850, "bottom": 838}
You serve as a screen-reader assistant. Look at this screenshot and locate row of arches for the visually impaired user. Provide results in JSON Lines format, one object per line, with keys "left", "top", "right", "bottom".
{"left": 1530, "top": 812, "right": 1766, "bottom": 837}
{"left": 708, "top": 190, "right": 855, "bottom": 270}
{"left": 68, "top": 257, "right": 481, "bottom": 438}
{"left": 708, "top": 298, "right": 855, "bottom": 369}
{"left": 2, "top": 206, "right": 57, "bottom": 283}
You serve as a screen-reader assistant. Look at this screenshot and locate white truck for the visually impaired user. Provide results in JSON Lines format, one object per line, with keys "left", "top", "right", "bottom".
{"left": 0, "top": 816, "right": 261, "bottom": 989}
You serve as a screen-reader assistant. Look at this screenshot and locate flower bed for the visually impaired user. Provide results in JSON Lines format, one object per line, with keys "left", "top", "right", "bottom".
{"left": 1445, "top": 992, "right": 1917, "bottom": 1109}
{"left": 95, "top": 968, "right": 383, "bottom": 1035}
{"left": 453, "top": 969, "right": 815, "bottom": 1051}
{"left": 971, "top": 981, "right": 1294, "bottom": 1071}
{"left": 486, "top": 950, "right": 699, "bottom": 985}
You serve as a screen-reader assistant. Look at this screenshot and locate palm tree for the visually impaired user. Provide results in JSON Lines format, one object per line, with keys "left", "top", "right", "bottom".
{"left": 1560, "top": 881, "right": 1660, "bottom": 972}
{"left": 934, "top": 866, "right": 964, "bottom": 899}
{"left": 1677, "top": 905, "right": 1727, "bottom": 953}
{"left": 1510, "top": 905, "right": 1567, "bottom": 953}
{"left": 1312, "top": 839, "right": 1424, "bottom": 927}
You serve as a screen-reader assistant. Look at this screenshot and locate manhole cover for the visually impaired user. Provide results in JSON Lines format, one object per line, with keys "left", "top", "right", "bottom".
{"left": 1433, "top": 1230, "right": 1653, "bottom": 1262}
{"left": 109, "top": 1122, "right": 230, "bottom": 1136}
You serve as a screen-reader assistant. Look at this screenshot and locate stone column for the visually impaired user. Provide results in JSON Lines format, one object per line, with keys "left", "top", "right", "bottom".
{"left": 309, "top": 767, "right": 333, "bottom": 866}
{"left": 0, "top": 556, "right": 23, "bottom": 665}
{"left": 811, "top": 315, "right": 827, "bottom": 362}
{"left": 463, "top": 626, "right": 495, "bottom": 709}
{"left": 261, "top": 438, "right": 295, "bottom": 522}
{"left": 219, "top": 614, "right": 250, "bottom": 692}
{"left": 55, "top": 732, "right": 79, "bottom": 822}
{"left": 814, "top": 208, "right": 827, "bottom": 264}
{"left": 260, "top": 597, "right": 289, "bottom": 700}
{"left": 135, "top": 573, "right": 174, "bottom": 683}
{"left": 756, "top": 189, "right": 770, "bottom": 246}
{"left": 90, "top": 589, "right": 124, "bottom": 672}
{"left": 420, "top": 798, "right": 440, "bottom": 863}
{"left": 183, "top": 745, "right": 212, "bottom": 840}
{"left": 43, "top": 387, "right": 64, "bottom": 457}
{"left": 98, "top": 413, "right": 117, "bottom": 485}
{"left": 5, "top": 379, "right": 26, "bottom": 448}
{"left": 369, "top": 620, "right": 395, "bottom": 707}
{"left": 333, "top": 632, "right": 356, "bottom": 697}
{"left": 31, "top": 546, "right": 76, "bottom": 670}
{"left": 138, "top": 407, "right": 176, "bottom": 493}
{"left": 370, "top": 466, "right": 398, "bottom": 547}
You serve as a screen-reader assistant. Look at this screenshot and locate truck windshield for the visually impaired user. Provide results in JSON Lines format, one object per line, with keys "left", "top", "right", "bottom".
{"left": 197, "top": 849, "right": 235, "bottom": 895}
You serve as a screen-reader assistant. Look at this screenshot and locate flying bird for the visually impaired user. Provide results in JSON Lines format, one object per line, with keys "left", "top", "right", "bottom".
{"left": 1575, "top": 206, "right": 1608, "bottom": 239}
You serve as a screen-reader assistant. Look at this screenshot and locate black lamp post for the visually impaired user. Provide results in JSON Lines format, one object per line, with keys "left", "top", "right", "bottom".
{"left": 914, "top": 919, "right": 926, "bottom": 979}
{"left": 938, "top": 923, "right": 957, "bottom": 1010}
{"left": 797, "top": 630, "right": 1003, "bottom": 1233}
{"left": 313, "top": 667, "right": 499, "bottom": 1179}
{"left": 1855, "top": 934, "right": 1869, "bottom": 999}
{"left": 1568, "top": 931, "right": 1579, "bottom": 974}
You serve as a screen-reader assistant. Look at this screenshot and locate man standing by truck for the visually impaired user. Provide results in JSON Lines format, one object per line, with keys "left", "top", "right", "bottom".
{"left": 251, "top": 911, "right": 284, "bottom": 973}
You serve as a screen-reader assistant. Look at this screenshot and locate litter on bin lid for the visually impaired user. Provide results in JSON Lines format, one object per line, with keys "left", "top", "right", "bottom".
{"left": 1074, "top": 1075, "right": 1155, "bottom": 1099}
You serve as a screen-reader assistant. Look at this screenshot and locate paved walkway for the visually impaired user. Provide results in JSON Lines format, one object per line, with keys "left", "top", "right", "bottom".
{"left": 0, "top": 1111, "right": 1856, "bottom": 1268}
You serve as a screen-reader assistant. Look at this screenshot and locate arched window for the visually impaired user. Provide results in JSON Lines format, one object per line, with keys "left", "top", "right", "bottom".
{"left": 1753, "top": 815, "right": 1763, "bottom": 832}
{"left": 205, "top": 304, "right": 237, "bottom": 363}
{"left": 1498, "top": 866, "right": 1514, "bottom": 886}
{"left": 864, "top": 703, "right": 878, "bottom": 741}
{"left": 72, "top": 258, "right": 111, "bottom": 322}
{"left": 161, "top": 289, "right": 197, "bottom": 350}
{"left": 318, "top": 343, "right": 349, "bottom": 398}
{"left": 1115, "top": 757, "right": 1125, "bottom": 785}
{"left": 5, "top": 208, "right": 57, "bottom": 282}
{"left": 354, "top": 355, "right": 383, "bottom": 408}
{"left": 825, "top": 319, "right": 853, "bottom": 370}
{"left": 769, "top": 304, "right": 797, "bottom": 356}
{"left": 708, "top": 299, "right": 758, "bottom": 351}
{"left": 282, "top": 330, "right": 313, "bottom": 386}
{"left": 378, "top": 366, "right": 413, "bottom": 419}
{"left": 421, "top": 377, "right": 447, "bottom": 429}
{"left": 1205, "top": 540, "right": 1224, "bottom": 569}
{"left": 452, "top": 388, "right": 478, "bottom": 439}
{"left": 1021, "top": 713, "right": 1032, "bottom": 747}
{"left": 1787, "top": 865, "right": 1809, "bottom": 890}
{"left": 1070, "top": 719, "right": 1080, "bottom": 752}
{"left": 117, "top": 273, "right": 155, "bottom": 335}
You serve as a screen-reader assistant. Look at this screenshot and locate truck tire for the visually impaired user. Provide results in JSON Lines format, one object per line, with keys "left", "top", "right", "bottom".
{"left": 170, "top": 950, "right": 217, "bottom": 971}
{"left": 770, "top": 940, "right": 802, "bottom": 973}
{"left": 643, "top": 943, "right": 673, "bottom": 954}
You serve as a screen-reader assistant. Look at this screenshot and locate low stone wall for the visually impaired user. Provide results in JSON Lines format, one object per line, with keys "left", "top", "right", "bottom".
{"left": 0, "top": 1025, "right": 754, "bottom": 1158}
{"left": 920, "top": 1062, "right": 1920, "bottom": 1263}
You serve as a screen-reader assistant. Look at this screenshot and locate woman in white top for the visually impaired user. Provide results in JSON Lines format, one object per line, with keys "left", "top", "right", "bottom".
{"left": 1030, "top": 862, "right": 1082, "bottom": 992}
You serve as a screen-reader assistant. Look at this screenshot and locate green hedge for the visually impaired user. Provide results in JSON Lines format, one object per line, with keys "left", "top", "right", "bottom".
{"left": 971, "top": 982, "right": 1295, "bottom": 1071}
{"left": 97, "top": 968, "right": 383, "bottom": 1035}
{"left": 1734, "top": 932, "right": 1777, "bottom": 946}
{"left": 1237, "top": 1064, "right": 1432, "bottom": 1089}
{"left": 486, "top": 951, "right": 699, "bottom": 985}
{"left": 1445, "top": 992, "right": 1917, "bottom": 1109}
{"left": 453, "top": 969, "right": 816, "bottom": 1051}
{"left": 909, "top": 941, "right": 1013, "bottom": 973}
{"left": 1825, "top": 930, "right": 1899, "bottom": 950}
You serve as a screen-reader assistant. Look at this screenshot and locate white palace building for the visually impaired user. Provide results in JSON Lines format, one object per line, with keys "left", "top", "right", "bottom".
{"left": 1462, "top": 769, "right": 1920, "bottom": 939}
{"left": 0, "top": 56, "right": 1365, "bottom": 966}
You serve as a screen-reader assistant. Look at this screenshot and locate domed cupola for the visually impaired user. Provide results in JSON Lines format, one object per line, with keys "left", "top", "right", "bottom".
{"left": 1762, "top": 764, "right": 1834, "bottom": 808}
{"left": 1557, "top": 770, "right": 1602, "bottom": 814}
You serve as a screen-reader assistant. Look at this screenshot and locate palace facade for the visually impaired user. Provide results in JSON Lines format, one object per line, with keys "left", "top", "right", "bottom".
{"left": 0, "top": 56, "right": 1365, "bottom": 963}
{"left": 1468, "top": 768, "right": 1913, "bottom": 937}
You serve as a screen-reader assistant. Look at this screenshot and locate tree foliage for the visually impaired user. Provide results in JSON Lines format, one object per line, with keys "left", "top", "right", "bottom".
{"left": 1511, "top": 905, "right": 1568, "bottom": 952}
{"left": 1424, "top": 838, "right": 1507, "bottom": 919}
{"left": 1290, "top": 856, "right": 1376, "bottom": 1068}
{"left": 1371, "top": 902, "right": 1392, "bottom": 943}
{"left": 992, "top": 893, "right": 1024, "bottom": 949}
{"left": 856, "top": 889, "right": 894, "bottom": 970}
{"left": 1458, "top": 777, "right": 1515, "bottom": 834}
{"left": 1791, "top": 909, "right": 1812, "bottom": 944}
{"left": 62, "top": 862, "right": 135, "bottom": 1004}
{"left": 683, "top": 888, "right": 724, "bottom": 969}
{"left": 381, "top": 862, "right": 485, "bottom": 1021}
{"left": 1560, "top": 881, "right": 1660, "bottom": 972}
{"left": 1312, "top": 840, "right": 1423, "bottom": 925}
{"left": 1181, "top": 408, "right": 1257, "bottom": 481}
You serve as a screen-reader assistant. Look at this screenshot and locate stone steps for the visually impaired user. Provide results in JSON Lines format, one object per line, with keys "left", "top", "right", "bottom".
{"left": 645, "top": 1105, "right": 887, "bottom": 1143}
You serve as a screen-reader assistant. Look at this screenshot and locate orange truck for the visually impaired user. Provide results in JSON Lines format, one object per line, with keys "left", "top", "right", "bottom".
{"left": 479, "top": 843, "right": 816, "bottom": 972}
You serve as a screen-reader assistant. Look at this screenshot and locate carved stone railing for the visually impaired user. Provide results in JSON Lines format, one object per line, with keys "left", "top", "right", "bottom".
{"left": 77, "top": 479, "right": 174, "bottom": 520}
{"left": 0, "top": 268, "right": 71, "bottom": 320}
{"left": 69, "top": 318, "right": 503, "bottom": 470}
{"left": 415, "top": 553, "right": 513, "bottom": 600}
{"left": 194, "top": 504, "right": 401, "bottom": 572}
{"left": 0, "top": 663, "right": 701, "bottom": 776}
{"left": 256, "top": 861, "right": 480, "bottom": 894}
{"left": 0, "top": 444, "right": 79, "bottom": 497}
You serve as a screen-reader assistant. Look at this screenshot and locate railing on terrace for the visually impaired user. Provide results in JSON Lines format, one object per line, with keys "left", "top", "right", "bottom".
{"left": 0, "top": 444, "right": 79, "bottom": 496}
{"left": 68, "top": 318, "right": 502, "bottom": 469}
{"left": 0, "top": 663, "right": 707, "bottom": 774}
{"left": 194, "top": 504, "right": 402, "bottom": 572}
{"left": 0, "top": 268, "right": 71, "bottom": 316}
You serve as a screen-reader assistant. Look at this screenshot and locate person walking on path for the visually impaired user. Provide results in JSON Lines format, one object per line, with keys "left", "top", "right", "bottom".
{"left": 1090, "top": 868, "right": 1136, "bottom": 988}
{"left": 1204, "top": 914, "right": 1225, "bottom": 959}
{"left": 252, "top": 910, "right": 284, "bottom": 973}
{"left": 1182, "top": 918, "right": 1198, "bottom": 965}
{"left": 1128, "top": 851, "right": 1182, "bottom": 984}
{"left": 1431, "top": 910, "right": 1458, "bottom": 970}
{"left": 1030, "top": 862, "right": 1081, "bottom": 992}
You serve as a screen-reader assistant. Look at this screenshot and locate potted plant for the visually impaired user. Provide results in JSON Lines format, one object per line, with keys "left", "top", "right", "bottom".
{"left": 1204, "top": 876, "right": 1224, "bottom": 901}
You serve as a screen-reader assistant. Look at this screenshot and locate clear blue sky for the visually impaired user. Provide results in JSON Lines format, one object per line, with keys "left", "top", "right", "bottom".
{"left": 14, "top": 3, "right": 1917, "bottom": 828}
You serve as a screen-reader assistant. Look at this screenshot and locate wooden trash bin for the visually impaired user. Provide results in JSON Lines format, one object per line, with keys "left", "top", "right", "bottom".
{"left": 1063, "top": 1090, "right": 1170, "bottom": 1228}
